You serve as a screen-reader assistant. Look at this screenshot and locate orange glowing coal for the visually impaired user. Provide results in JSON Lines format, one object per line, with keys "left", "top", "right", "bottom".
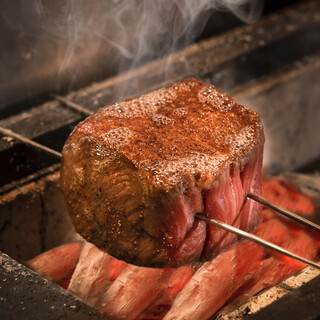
{"left": 27, "top": 177, "right": 319, "bottom": 320}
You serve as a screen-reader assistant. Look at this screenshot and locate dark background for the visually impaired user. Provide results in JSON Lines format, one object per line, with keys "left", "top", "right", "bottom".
{"left": 0, "top": 0, "right": 302, "bottom": 118}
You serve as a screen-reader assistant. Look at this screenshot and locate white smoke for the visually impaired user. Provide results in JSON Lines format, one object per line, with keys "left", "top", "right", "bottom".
{"left": 1, "top": 0, "right": 263, "bottom": 99}
{"left": 56, "top": 0, "right": 263, "bottom": 74}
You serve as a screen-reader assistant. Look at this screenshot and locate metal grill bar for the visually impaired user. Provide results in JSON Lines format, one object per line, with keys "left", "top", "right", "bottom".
{"left": 0, "top": 127, "right": 62, "bottom": 158}
{"left": 54, "top": 95, "right": 94, "bottom": 116}
{"left": 248, "top": 192, "right": 320, "bottom": 232}
{"left": 196, "top": 214, "right": 320, "bottom": 270}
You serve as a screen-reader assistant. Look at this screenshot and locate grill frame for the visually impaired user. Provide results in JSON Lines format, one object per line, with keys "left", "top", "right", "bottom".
{"left": 1, "top": 1, "right": 320, "bottom": 319}
{"left": 1, "top": 0, "right": 320, "bottom": 194}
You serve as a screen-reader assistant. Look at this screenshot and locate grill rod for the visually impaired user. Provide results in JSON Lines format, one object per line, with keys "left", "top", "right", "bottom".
{"left": 0, "top": 127, "right": 62, "bottom": 158}
{"left": 196, "top": 214, "right": 320, "bottom": 270}
{"left": 54, "top": 95, "right": 94, "bottom": 116}
{"left": 248, "top": 192, "right": 320, "bottom": 232}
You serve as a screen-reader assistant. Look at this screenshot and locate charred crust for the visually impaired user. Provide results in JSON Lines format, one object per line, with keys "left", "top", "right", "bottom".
{"left": 60, "top": 78, "right": 264, "bottom": 267}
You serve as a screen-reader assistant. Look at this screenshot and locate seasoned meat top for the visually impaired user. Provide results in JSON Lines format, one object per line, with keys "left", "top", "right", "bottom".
{"left": 66, "top": 78, "right": 263, "bottom": 191}
{"left": 61, "top": 78, "right": 264, "bottom": 267}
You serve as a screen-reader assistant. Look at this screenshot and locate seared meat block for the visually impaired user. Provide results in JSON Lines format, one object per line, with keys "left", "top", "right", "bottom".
{"left": 61, "top": 78, "right": 264, "bottom": 267}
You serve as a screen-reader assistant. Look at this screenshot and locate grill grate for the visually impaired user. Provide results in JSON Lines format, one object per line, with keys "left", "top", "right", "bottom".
{"left": 1, "top": 1, "right": 320, "bottom": 319}
{"left": 1, "top": 1, "right": 320, "bottom": 194}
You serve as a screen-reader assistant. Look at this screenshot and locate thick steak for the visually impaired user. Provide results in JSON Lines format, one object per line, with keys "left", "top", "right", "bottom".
{"left": 61, "top": 78, "right": 264, "bottom": 267}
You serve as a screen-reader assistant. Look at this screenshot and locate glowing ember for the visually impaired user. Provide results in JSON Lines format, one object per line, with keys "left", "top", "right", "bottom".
{"left": 27, "top": 177, "right": 319, "bottom": 320}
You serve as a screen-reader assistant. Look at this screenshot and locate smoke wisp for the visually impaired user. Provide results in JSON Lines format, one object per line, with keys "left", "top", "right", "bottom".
{"left": 56, "top": 0, "right": 263, "bottom": 75}
{"left": 1, "top": 0, "right": 263, "bottom": 106}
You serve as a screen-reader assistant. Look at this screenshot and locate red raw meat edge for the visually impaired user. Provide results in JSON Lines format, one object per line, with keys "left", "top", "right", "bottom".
{"left": 168, "top": 145, "right": 263, "bottom": 265}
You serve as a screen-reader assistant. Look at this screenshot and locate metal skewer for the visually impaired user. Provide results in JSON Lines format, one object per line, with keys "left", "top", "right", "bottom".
{"left": 248, "top": 192, "right": 320, "bottom": 232}
{"left": 54, "top": 95, "right": 94, "bottom": 116}
{"left": 196, "top": 213, "right": 320, "bottom": 270}
{"left": 0, "top": 126, "right": 62, "bottom": 159}
{"left": 1, "top": 100, "right": 320, "bottom": 269}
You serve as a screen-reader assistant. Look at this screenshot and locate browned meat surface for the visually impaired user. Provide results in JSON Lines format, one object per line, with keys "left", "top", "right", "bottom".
{"left": 61, "top": 78, "right": 264, "bottom": 267}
